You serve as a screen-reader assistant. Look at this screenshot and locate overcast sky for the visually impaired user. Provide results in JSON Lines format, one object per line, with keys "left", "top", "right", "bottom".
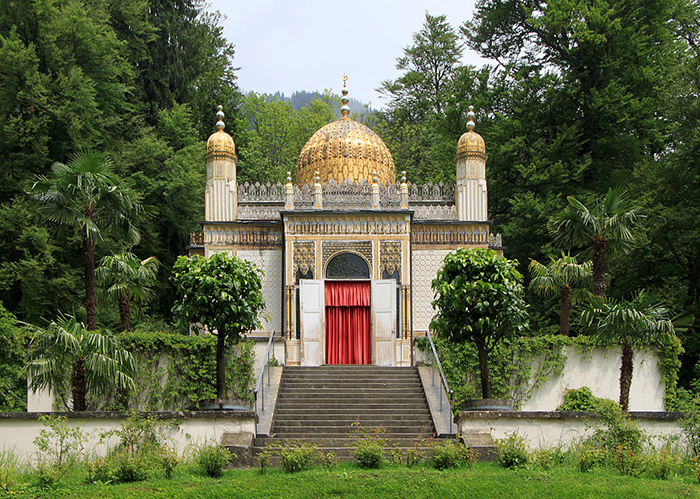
{"left": 207, "top": 0, "right": 488, "bottom": 108}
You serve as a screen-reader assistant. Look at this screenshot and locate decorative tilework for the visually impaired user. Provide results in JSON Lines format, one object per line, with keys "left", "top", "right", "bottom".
{"left": 411, "top": 248, "right": 452, "bottom": 332}
{"left": 293, "top": 242, "right": 315, "bottom": 276}
{"left": 322, "top": 241, "right": 372, "bottom": 270}
{"left": 380, "top": 241, "right": 402, "bottom": 276}
{"left": 237, "top": 249, "right": 283, "bottom": 332}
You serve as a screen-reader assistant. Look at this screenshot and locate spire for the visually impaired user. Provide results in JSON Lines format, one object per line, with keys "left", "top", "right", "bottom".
{"left": 467, "top": 105, "right": 475, "bottom": 131}
{"left": 341, "top": 75, "right": 350, "bottom": 118}
{"left": 216, "top": 105, "right": 225, "bottom": 131}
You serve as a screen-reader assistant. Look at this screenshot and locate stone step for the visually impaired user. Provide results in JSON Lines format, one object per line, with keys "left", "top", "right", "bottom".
{"left": 278, "top": 389, "right": 425, "bottom": 398}
{"left": 254, "top": 437, "right": 434, "bottom": 450}
{"left": 279, "top": 382, "right": 422, "bottom": 390}
{"left": 272, "top": 402, "right": 430, "bottom": 410}
{"left": 272, "top": 425, "right": 430, "bottom": 436}
{"left": 273, "top": 413, "right": 430, "bottom": 423}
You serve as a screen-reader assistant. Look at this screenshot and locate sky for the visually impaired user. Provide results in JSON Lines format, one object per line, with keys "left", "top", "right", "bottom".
{"left": 207, "top": 0, "right": 488, "bottom": 108}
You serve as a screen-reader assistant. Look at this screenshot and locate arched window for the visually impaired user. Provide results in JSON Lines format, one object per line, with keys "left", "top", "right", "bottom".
{"left": 325, "top": 252, "right": 370, "bottom": 279}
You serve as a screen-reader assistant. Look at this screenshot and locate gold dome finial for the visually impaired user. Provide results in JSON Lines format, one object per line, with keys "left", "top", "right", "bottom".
{"left": 341, "top": 75, "right": 350, "bottom": 119}
{"left": 206, "top": 104, "right": 236, "bottom": 157}
{"left": 455, "top": 104, "right": 486, "bottom": 160}
{"left": 467, "top": 105, "right": 476, "bottom": 131}
{"left": 216, "top": 105, "right": 226, "bottom": 130}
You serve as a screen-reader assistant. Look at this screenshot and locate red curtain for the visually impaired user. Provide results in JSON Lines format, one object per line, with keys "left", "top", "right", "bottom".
{"left": 325, "top": 281, "right": 371, "bottom": 364}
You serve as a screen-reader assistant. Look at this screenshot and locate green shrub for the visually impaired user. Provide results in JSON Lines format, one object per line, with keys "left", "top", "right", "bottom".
{"left": 532, "top": 447, "right": 564, "bottom": 470}
{"left": 318, "top": 451, "right": 338, "bottom": 470}
{"left": 278, "top": 442, "right": 318, "bottom": 473}
{"left": 196, "top": 444, "right": 231, "bottom": 478}
{"left": 429, "top": 439, "right": 474, "bottom": 470}
{"left": 159, "top": 445, "right": 179, "bottom": 479}
{"left": 495, "top": 433, "right": 529, "bottom": 469}
{"left": 612, "top": 444, "right": 645, "bottom": 476}
{"left": 85, "top": 456, "right": 112, "bottom": 484}
{"left": 350, "top": 424, "right": 386, "bottom": 469}
{"left": 32, "top": 415, "right": 87, "bottom": 486}
{"left": 646, "top": 449, "right": 679, "bottom": 480}
{"left": 577, "top": 445, "right": 606, "bottom": 472}
{"left": 405, "top": 447, "right": 425, "bottom": 467}
{"left": 557, "top": 387, "right": 616, "bottom": 412}
{"left": 113, "top": 451, "right": 148, "bottom": 483}
{"left": 680, "top": 408, "right": 700, "bottom": 456}
{"left": 591, "top": 403, "right": 646, "bottom": 453}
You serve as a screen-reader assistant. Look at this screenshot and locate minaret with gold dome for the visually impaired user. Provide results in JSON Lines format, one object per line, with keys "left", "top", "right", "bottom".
{"left": 205, "top": 105, "right": 238, "bottom": 221}
{"left": 454, "top": 106, "right": 488, "bottom": 222}
{"left": 296, "top": 76, "right": 396, "bottom": 185}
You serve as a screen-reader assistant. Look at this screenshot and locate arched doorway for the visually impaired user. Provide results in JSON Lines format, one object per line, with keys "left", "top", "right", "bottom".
{"left": 324, "top": 253, "right": 371, "bottom": 364}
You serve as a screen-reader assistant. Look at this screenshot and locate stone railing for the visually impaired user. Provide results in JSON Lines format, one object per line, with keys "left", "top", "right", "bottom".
{"left": 238, "top": 182, "right": 284, "bottom": 203}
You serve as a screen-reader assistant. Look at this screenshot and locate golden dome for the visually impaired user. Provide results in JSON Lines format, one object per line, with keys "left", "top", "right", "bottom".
{"left": 206, "top": 106, "right": 236, "bottom": 158}
{"left": 296, "top": 77, "right": 395, "bottom": 185}
{"left": 296, "top": 117, "right": 396, "bottom": 185}
{"left": 455, "top": 106, "right": 487, "bottom": 161}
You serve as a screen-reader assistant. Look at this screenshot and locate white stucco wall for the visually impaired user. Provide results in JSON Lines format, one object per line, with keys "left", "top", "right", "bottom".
{"left": 237, "top": 249, "right": 283, "bottom": 333}
{"left": 0, "top": 413, "right": 256, "bottom": 462}
{"left": 522, "top": 346, "right": 665, "bottom": 412}
{"left": 458, "top": 413, "right": 682, "bottom": 450}
{"left": 411, "top": 248, "right": 452, "bottom": 332}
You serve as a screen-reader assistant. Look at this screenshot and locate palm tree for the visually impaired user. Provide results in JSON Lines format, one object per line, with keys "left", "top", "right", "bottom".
{"left": 529, "top": 253, "right": 592, "bottom": 336}
{"left": 577, "top": 290, "right": 690, "bottom": 412}
{"left": 548, "top": 187, "right": 641, "bottom": 297}
{"left": 97, "top": 252, "right": 159, "bottom": 332}
{"left": 23, "top": 314, "right": 136, "bottom": 411}
{"left": 30, "top": 150, "right": 143, "bottom": 331}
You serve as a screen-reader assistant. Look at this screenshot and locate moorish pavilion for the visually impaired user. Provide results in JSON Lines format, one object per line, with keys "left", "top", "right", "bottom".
{"left": 189, "top": 78, "right": 502, "bottom": 366}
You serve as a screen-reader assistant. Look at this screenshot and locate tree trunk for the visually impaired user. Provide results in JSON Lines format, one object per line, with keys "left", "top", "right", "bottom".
{"left": 216, "top": 333, "right": 227, "bottom": 400}
{"left": 619, "top": 342, "right": 634, "bottom": 412}
{"left": 71, "top": 357, "right": 87, "bottom": 411}
{"left": 84, "top": 238, "right": 97, "bottom": 330}
{"left": 119, "top": 295, "right": 131, "bottom": 332}
{"left": 560, "top": 285, "right": 572, "bottom": 336}
{"left": 476, "top": 340, "right": 492, "bottom": 399}
{"left": 592, "top": 236, "right": 608, "bottom": 298}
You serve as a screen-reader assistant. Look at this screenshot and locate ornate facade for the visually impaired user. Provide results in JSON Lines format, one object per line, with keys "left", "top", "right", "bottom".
{"left": 190, "top": 82, "right": 501, "bottom": 366}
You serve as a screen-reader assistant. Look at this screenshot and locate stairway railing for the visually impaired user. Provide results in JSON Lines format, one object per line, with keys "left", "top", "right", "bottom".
{"left": 425, "top": 329, "right": 454, "bottom": 434}
{"left": 253, "top": 330, "right": 275, "bottom": 417}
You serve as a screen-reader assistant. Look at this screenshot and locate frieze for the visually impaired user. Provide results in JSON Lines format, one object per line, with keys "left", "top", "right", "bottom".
{"left": 203, "top": 225, "right": 283, "bottom": 247}
{"left": 380, "top": 241, "right": 402, "bottom": 276}
{"left": 411, "top": 225, "right": 490, "bottom": 245}
{"left": 238, "top": 204, "right": 283, "bottom": 220}
{"left": 413, "top": 205, "right": 458, "bottom": 220}
{"left": 293, "top": 242, "right": 315, "bottom": 276}
{"left": 322, "top": 241, "right": 373, "bottom": 270}
{"left": 285, "top": 215, "right": 409, "bottom": 236}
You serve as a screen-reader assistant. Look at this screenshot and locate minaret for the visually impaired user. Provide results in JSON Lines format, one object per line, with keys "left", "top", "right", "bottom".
{"left": 454, "top": 106, "right": 488, "bottom": 222}
{"left": 205, "top": 105, "right": 238, "bottom": 221}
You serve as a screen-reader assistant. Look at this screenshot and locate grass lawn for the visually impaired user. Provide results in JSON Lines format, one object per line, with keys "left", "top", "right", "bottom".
{"left": 11, "top": 462, "right": 700, "bottom": 499}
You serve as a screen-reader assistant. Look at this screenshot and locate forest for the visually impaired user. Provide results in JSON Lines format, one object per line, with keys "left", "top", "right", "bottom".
{"left": 0, "top": 0, "right": 699, "bottom": 397}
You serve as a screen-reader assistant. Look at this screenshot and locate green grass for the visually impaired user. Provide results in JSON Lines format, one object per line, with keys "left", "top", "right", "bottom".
{"left": 5, "top": 462, "right": 700, "bottom": 499}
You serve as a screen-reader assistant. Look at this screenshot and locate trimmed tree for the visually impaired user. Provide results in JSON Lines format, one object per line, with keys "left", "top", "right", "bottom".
{"left": 23, "top": 314, "right": 136, "bottom": 411}
{"left": 529, "top": 252, "right": 592, "bottom": 336}
{"left": 431, "top": 248, "right": 528, "bottom": 399}
{"left": 577, "top": 290, "right": 690, "bottom": 412}
{"left": 172, "top": 252, "right": 266, "bottom": 401}
{"left": 548, "top": 187, "right": 641, "bottom": 297}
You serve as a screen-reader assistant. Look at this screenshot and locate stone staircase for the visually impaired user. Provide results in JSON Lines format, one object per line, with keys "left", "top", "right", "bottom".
{"left": 253, "top": 366, "right": 436, "bottom": 462}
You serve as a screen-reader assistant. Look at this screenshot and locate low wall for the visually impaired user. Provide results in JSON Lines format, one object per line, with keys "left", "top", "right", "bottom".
{"left": 457, "top": 411, "right": 683, "bottom": 449}
{"left": 0, "top": 411, "right": 256, "bottom": 462}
